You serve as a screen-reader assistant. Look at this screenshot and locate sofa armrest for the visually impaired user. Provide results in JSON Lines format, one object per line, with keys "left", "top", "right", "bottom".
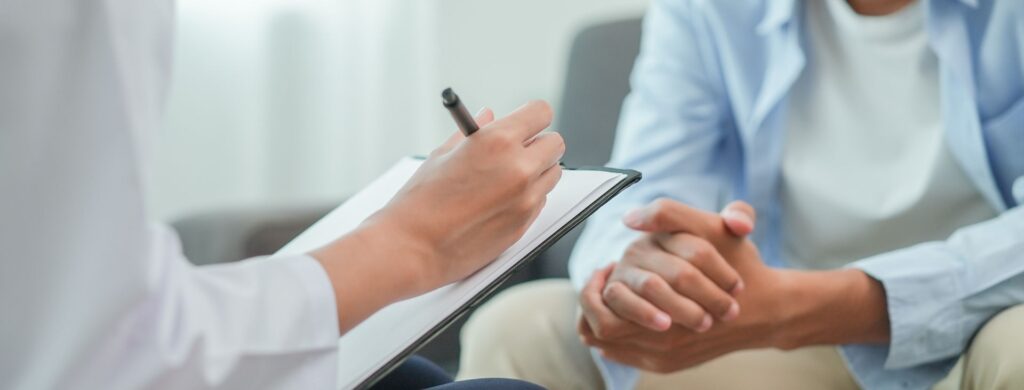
{"left": 170, "top": 203, "right": 337, "bottom": 265}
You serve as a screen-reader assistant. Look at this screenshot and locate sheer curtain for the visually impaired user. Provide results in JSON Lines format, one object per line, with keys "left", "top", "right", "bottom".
{"left": 151, "top": 0, "right": 647, "bottom": 220}
{"left": 151, "top": 0, "right": 442, "bottom": 219}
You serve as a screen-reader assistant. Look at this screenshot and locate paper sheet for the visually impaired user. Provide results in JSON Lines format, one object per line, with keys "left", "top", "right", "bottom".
{"left": 273, "top": 157, "right": 626, "bottom": 389}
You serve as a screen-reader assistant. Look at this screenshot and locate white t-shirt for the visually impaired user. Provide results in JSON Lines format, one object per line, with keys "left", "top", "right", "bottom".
{"left": 0, "top": 1, "right": 340, "bottom": 388}
{"left": 780, "top": 0, "right": 996, "bottom": 269}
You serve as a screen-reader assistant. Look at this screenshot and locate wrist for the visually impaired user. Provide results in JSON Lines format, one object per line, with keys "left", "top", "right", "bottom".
{"left": 772, "top": 268, "right": 890, "bottom": 350}
{"left": 371, "top": 213, "right": 442, "bottom": 294}
{"left": 309, "top": 215, "right": 440, "bottom": 333}
{"left": 353, "top": 214, "right": 440, "bottom": 297}
{"left": 768, "top": 269, "right": 807, "bottom": 350}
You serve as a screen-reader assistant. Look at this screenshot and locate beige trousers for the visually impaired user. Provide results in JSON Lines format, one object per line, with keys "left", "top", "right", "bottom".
{"left": 458, "top": 280, "right": 1024, "bottom": 390}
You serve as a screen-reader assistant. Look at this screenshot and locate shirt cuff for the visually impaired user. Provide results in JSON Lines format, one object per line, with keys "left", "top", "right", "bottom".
{"left": 274, "top": 254, "right": 341, "bottom": 344}
{"left": 591, "top": 349, "right": 640, "bottom": 390}
{"left": 847, "top": 242, "right": 967, "bottom": 369}
{"left": 839, "top": 344, "right": 957, "bottom": 390}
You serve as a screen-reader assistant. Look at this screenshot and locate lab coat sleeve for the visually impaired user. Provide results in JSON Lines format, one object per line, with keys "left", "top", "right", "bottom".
{"left": 93, "top": 225, "right": 342, "bottom": 389}
{"left": 0, "top": 1, "right": 341, "bottom": 388}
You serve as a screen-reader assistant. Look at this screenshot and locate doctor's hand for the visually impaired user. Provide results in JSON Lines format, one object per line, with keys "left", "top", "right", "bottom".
{"left": 379, "top": 100, "right": 564, "bottom": 290}
{"left": 312, "top": 100, "right": 564, "bottom": 333}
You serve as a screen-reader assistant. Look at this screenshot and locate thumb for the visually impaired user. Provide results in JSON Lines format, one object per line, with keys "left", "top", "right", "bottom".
{"left": 720, "top": 201, "right": 756, "bottom": 237}
{"left": 475, "top": 107, "right": 496, "bottom": 127}
{"left": 622, "top": 198, "right": 714, "bottom": 235}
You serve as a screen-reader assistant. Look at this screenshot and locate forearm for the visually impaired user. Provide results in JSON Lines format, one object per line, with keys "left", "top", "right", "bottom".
{"left": 311, "top": 217, "right": 434, "bottom": 334}
{"left": 775, "top": 268, "right": 890, "bottom": 349}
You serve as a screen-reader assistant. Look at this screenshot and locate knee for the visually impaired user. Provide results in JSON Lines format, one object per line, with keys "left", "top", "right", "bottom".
{"left": 461, "top": 279, "right": 577, "bottom": 352}
{"left": 962, "top": 305, "right": 1024, "bottom": 389}
{"left": 458, "top": 280, "right": 577, "bottom": 377}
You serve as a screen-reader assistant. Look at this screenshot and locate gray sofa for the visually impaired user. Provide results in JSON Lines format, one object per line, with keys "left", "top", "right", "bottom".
{"left": 171, "top": 17, "right": 642, "bottom": 373}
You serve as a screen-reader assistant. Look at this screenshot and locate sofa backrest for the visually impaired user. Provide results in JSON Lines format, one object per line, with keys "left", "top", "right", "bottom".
{"left": 534, "top": 17, "right": 643, "bottom": 278}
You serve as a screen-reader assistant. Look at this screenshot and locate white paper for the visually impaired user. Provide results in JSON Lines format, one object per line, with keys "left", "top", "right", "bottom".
{"left": 273, "top": 157, "right": 626, "bottom": 389}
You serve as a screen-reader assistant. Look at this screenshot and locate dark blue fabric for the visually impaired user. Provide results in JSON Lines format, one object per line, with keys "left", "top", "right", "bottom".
{"left": 369, "top": 356, "right": 544, "bottom": 390}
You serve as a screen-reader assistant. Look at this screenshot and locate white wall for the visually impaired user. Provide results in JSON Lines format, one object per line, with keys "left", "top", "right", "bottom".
{"left": 151, "top": 0, "right": 648, "bottom": 221}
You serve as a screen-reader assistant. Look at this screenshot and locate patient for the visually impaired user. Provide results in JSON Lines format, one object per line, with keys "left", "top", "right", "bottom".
{"left": 457, "top": 0, "right": 1024, "bottom": 389}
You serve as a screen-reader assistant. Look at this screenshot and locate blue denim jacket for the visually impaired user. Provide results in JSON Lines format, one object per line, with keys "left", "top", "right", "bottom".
{"left": 567, "top": 0, "right": 1024, "bottom": 388}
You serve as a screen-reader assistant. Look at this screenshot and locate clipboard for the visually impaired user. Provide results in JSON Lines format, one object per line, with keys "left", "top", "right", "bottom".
{"left": 272, "top": 156, "right": 641, "bottom": 389}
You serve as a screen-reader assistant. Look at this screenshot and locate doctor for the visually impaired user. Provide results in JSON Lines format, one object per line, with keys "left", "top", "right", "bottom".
{"left": 0, "top": 0, "right": 562, "bottom": 389}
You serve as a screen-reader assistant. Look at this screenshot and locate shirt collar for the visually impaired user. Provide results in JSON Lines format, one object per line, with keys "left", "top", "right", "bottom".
{"left": 757, "top": 0, "right": 797, "bottom": 34}
{"left": 757, "top": 0, "right": 977, "bottom": 35}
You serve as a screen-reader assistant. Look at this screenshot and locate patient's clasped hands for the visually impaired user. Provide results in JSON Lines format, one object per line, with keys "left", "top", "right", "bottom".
{"left": 578, "top": 199, "right": 796, "bottom": 373}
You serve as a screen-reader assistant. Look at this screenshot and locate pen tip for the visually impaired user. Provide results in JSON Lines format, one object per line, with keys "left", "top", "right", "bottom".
{"left": 441, "top": 87, "right": 458, "bottom": 106}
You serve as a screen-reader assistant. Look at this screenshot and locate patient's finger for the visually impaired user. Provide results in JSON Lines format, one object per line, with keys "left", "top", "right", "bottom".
{"left": 653, "top": 233, "right": 744, "bottom": 298}
{"left": 720, "top": 201, "right": 756, "bottom": 237}
{"left": 580, "top": 265, "right": 640, "bottom": 340}
{"left": 622, "top": 198, "right": 719, "bottom": 237}
{"left": 602, "top": 281, "right": 672, "bottom": 332}
{"left": 615, "top": 264, "right": 713, "bottom": 331}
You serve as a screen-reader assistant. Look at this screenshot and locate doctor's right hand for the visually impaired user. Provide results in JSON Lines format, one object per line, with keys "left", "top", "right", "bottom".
{"left": 378, "top": 100, "right": 565, "bottom": 293}
{"left": 313, "top": 100, "right": 564, "bottom": 333}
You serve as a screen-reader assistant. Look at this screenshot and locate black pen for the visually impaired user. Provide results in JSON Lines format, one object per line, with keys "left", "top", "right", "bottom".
{"left": 441, "top": 87, "right": 479, "bottom": 136}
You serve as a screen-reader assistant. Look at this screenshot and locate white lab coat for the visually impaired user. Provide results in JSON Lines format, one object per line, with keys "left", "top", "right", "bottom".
{"left": 0, "top": 1, "right": 341, "bottom": 388}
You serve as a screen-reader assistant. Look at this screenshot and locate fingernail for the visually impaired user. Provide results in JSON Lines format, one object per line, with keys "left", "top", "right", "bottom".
{"left": 721, "top": 208, "right": 753, "bottom": 228}
{"left": 696, "top": 314, "right": 713, "bottom": 333}
{"left": 722, "top": 301, "right": 740, "bottom": 321}
{"left": 653, "top": 313, "right": 671, "bottom": 330}
{"left": 623, "top": 208, "right": 644, "bottom": 228}
{"left": 730, "top": 279, "right": 745, "bottom": 295}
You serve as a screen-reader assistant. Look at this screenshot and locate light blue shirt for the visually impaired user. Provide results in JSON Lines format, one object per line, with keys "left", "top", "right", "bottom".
{"left": 567, "top": 0, "right": 1024, "bottom": 389}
